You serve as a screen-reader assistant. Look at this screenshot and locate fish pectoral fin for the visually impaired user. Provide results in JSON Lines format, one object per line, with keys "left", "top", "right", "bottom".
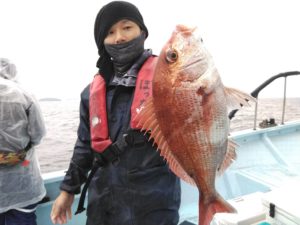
{"left": 224, "top": 87, "right": 256, "bottom": 112}
{"left": 217, "top": 139, "right": 238, "bottom": 175}
{"left": 135, "top": 97, "right": 196, "bottom": 186}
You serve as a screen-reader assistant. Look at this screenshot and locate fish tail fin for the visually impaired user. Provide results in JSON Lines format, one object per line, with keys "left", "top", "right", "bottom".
{"left": 199, "top": 193, "right": 236, "bottom": 225}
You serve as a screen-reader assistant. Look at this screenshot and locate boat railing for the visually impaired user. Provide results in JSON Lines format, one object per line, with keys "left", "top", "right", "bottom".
{"left": 229, "top": 71, "right": 300, "bottom": 130}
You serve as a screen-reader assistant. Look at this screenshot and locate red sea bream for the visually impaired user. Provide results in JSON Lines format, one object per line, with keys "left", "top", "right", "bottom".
{"left": 136, "top": 25, "right": 255, "bottom": 225}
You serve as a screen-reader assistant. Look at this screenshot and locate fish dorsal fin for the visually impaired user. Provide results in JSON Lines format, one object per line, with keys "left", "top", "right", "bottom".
{"left": 217, "top": 139, "right": 238, "bottom": 176}
{"left": 136, "top": 97, "right": 196, "bottom": 186}
{"left": 224, "top": 87, "right": 256, "bottom": 112}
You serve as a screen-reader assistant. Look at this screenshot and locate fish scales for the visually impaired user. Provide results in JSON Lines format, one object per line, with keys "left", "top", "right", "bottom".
{"left": 135, "top": 24, "right": 255, "bottom": 225}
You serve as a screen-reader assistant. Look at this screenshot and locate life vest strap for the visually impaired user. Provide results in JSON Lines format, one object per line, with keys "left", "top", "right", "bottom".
{"left": 75, "top": 164, "right": 99, "bottom": 215}
{"left": 75, "top": 133, "right": 130, "bottom": 215}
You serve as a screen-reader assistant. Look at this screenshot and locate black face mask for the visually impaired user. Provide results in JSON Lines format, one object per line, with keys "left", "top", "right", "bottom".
{"left": 104, "top": 33, "right": 145, "bottom": 74}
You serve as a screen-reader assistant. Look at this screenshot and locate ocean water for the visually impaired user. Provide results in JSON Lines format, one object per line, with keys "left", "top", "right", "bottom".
{"left": 37, "top": 98, "right": 300, "bottom": 173}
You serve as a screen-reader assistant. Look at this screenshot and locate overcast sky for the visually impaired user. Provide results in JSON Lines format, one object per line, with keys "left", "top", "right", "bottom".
{"left": 1, "top": 0, "right": 299, "bottom": 99}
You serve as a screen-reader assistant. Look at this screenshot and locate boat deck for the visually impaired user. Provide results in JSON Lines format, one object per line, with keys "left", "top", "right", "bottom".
{"left": 36, "top": 121, "right": 300, "bottom": 225}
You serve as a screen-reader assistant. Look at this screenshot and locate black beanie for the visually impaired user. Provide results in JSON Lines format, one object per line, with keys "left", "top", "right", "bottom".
{"left": 94, "top": 1, "right": 148, "bottom": 52}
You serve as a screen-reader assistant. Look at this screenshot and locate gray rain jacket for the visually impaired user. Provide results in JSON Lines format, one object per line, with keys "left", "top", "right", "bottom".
{"left": 0, "top": 58, "right": 46, "bottom": 213}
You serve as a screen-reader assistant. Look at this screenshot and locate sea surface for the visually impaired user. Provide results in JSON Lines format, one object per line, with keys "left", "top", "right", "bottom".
{"left": 37, "top": 98, "right": 300, "bottom": 173}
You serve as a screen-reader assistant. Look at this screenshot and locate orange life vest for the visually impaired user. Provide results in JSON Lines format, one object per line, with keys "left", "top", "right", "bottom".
{"left": 89, "top": 56, "right": 157, "bottom": 153}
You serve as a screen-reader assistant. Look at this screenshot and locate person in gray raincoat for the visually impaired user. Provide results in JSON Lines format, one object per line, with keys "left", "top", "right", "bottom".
{"left": 0, "top": 58, "right": 46, "bottom": 225}
{"left": 50, "top": 1, "right": 181, "bottom": 225}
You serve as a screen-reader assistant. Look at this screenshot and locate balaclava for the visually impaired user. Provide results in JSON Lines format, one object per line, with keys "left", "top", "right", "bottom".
{"left": 94, "top": 1, "right": 148, "bottom": 81}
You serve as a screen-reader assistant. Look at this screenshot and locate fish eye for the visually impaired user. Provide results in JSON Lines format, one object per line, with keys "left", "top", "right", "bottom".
{"left": 166, "top": 48, "right": 178, "bottom": 63}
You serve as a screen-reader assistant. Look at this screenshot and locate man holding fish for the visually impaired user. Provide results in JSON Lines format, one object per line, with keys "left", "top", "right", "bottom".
{"left": 51, "top": 1, "right": 255, "bottom": 225}
{"left": 51, "top": 1, "right": 181, "bottom": 225}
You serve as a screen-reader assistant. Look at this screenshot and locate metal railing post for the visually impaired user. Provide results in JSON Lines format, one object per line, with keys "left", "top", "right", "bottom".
{"left": 281, "top": 77, "right": 287, "bottom": 125}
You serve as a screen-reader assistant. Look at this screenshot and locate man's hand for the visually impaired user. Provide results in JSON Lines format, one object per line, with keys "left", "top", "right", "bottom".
{"left": 50, "top": 191, "right": 75, "bottom": 224}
